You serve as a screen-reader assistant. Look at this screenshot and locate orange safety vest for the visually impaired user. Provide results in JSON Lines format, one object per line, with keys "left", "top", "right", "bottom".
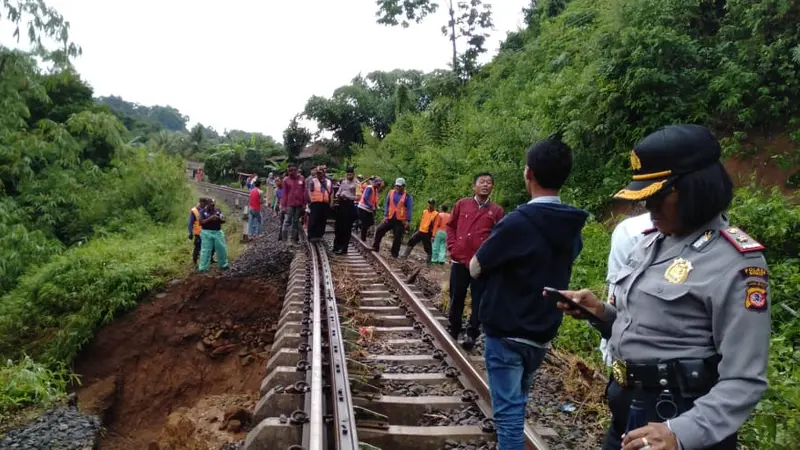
{"left": 387, "top": 190, "right": 408, "bottom": 221}
{"left": 190, "top": 207, "right": 202, "bottom": 236}
{"left": 358, "top": 185, "right": 378, "bottom": 210}
{"left": 355, "top": 182, "right": 365, "bottom": 198}
{"left": 433, "top": 212, "right": 450, "bottom": 235}
{"left": 419, "top": 209, "right": 439, "bottom": 233}
{"left": 309, "top": 178, "right": 331, "bottom": 203}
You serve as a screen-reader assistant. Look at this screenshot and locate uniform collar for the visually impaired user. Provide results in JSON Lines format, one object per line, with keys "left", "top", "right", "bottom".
{"left": 652, "top": 214, "right": 727, "bottom": 264}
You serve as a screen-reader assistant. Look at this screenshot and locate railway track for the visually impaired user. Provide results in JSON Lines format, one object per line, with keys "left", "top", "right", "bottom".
{"left": 196, "top": 182, "right": 553, "bottom": 450}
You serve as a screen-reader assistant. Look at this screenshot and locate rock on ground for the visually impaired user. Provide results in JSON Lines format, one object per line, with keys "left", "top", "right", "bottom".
{"left": 0, "top": 407, "right": 100, "bottom": 450}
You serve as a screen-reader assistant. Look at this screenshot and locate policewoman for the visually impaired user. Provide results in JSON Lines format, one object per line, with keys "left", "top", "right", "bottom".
{"left": 556, "top": 124, "right": 770, "bottom": 450}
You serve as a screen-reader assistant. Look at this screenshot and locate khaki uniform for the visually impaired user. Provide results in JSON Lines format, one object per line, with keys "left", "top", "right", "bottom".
{"left": 600, "top": 214, "right": 770, "bottom": 448}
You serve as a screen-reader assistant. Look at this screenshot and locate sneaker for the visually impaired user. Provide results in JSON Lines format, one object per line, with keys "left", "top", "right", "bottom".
{"left": 461, "top": 335, "right": 476, "bottom": 351}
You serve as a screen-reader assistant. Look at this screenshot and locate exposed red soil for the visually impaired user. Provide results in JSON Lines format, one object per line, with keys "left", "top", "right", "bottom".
{"left": 72, "top": 274, "right": 283, "bottom": 449}
{"left": 722, "top": 132, "right": 798, "bottom": 196}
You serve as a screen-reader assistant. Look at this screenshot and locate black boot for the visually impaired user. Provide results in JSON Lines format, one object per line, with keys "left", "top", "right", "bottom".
{"left": 461, "top": 335, "right": 476, "bottom": 351}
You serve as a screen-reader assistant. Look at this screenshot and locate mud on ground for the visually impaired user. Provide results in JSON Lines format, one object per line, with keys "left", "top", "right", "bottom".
{"left": 73, "top": 271, "right": 284, "bottom": 449}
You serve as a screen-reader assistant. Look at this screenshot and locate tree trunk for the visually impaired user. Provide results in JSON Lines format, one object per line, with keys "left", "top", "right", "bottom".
{"left": 447, "top": 1, "right": 457, "bottom": 74}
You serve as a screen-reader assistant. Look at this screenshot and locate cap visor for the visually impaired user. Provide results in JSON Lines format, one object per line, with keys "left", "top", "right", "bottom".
{"left": 613, "top": 178, "right": 671, "bottom": 201}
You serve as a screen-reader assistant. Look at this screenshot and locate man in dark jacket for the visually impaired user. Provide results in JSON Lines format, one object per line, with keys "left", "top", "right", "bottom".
{"left": 446, "top": 172, "right": 504, "bottom": 350}
{"left": 469, "top": 134, "right": 588, "bottom": 450}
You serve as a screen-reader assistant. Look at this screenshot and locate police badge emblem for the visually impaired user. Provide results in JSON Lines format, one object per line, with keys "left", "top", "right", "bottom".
{"left": 664, "top": 258, "right": 693, "bottom": 284}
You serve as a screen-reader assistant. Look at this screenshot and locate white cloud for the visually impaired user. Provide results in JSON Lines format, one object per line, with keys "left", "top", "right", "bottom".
{"left": 7, "top": 0, "right": 528, "bottom": 139}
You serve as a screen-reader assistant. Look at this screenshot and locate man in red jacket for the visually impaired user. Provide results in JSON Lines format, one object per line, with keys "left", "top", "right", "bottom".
{"left": 280, "top": 163, "right": 308, "bottom": 244}
{"left": 446, "top": 172, "right": 504, "bottom": 350}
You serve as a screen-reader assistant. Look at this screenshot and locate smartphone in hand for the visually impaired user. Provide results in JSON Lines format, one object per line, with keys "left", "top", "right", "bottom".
{"left": 543, "top": 287, "right": 602, "bottom": 321}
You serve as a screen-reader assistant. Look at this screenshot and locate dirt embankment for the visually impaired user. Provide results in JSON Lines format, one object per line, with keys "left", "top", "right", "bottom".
{"left": 73, "top": 274, "right": 283, "bottom": 449}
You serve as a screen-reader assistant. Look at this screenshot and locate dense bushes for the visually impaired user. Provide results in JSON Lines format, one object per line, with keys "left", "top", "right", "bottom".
{"left": 353, "top": 0, "right": 800, "bottom": 219}
{"left": 0, "top": 46, "right": 193, "bottom": 413}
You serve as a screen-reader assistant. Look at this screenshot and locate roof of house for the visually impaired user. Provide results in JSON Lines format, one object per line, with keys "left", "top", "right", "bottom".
{"left": 186, "top": 160, "right": 204, "bottom": 170}
{"left": 297, "top": 142, "right": 328, "bottom": 159}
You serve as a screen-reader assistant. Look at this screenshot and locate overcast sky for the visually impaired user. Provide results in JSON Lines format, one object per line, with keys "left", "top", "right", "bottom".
{"left": 8, "top": 0, "right": 529, "bottom": 139}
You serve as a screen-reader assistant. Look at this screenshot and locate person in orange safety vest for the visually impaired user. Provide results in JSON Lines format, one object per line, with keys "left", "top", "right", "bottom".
{"left": 188, "top": 197, "right": 214, "bottom": 265}
{"left": 307, "top": 166, "right": 333, "bottom": 241}
{"left": 357, "top": 177, "right": 384, "bottom": 242}
{"left": 402, "top": 198, "right": 439, "bottom": 263}
{"left": 431, "top": 204, "right": 451, "bottom": 264}
{"left": 370, "top": 177, "right": 413, "bottom": 258}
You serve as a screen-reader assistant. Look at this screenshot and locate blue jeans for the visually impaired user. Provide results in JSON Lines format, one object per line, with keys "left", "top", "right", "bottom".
{"left": 248, "top": 209, "right": 262, "bottom": 235}
{"left": 485, "top": 335, "right": 548, "bottom": 450}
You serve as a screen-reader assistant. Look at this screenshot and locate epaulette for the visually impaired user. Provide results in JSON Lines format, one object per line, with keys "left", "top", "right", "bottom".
{"left": 720, "top": 227, "right": 765, "bottom": 253}
{"left": 641, "top": 227, "right": 658, "bottom": 235}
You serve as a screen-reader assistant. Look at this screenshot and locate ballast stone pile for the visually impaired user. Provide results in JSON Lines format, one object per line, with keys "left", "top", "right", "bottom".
{"left": 225, "top": 216, "right": 292, "bottom": 279}
{"left": 0, "top": 407, "right": 100, "bottom": 450}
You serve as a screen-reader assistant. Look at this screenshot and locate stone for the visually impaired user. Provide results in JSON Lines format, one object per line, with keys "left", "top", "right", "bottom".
{"left": 227, "top": 419, "right": 242, "bottom": 433}
{"left": 211, "top": 344, "right": 237, "bottom": 357}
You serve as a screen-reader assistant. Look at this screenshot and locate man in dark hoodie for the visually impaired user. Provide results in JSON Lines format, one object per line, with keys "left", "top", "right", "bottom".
{"left": 469, "top": 134, "right": 588, "bottom": 450}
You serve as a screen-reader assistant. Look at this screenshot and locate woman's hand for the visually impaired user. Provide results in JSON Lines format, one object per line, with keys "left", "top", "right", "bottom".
{"left": 548, "top": 288, "right": 604, "bottom": 319}
{"left": 622, "top": 423, "right": 679, "bottom": 450}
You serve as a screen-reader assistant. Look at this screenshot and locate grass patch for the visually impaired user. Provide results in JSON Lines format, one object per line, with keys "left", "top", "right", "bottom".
{"left": 0, "top": 183, "right": 246, "bottom": 414}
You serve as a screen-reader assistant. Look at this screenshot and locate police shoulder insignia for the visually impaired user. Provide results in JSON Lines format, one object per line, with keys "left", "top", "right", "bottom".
{"left": 664, "top": 258, "right": 693, "bottom": 284}
{"left": 741, "top": 266, "right": 768, "bottom": 280}
{"left": 745, "top": 281, "right": 768, "bottom": 311}
{"left": 691, "top": 230, "right": 716, "bottom": 251}
{"left": 720, "top": 226, "right": 765, "bottom": 253}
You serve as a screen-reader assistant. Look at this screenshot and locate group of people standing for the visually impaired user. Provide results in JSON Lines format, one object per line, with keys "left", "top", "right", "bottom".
{"left": 191, "top": 124, "right": 770, "bottom": 450}
{"left": 187, "top": 197, "right": 228, "bottom": 271}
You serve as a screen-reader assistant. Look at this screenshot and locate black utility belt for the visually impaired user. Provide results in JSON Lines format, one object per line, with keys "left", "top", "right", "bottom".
{"left": 611, "top": 357, "right": 720, "bottom": 397}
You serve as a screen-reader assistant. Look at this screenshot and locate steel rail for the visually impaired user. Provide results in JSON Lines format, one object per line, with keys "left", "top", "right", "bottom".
{"left": 316, "top": 243, "right": 360, "bottom": 450}
{"left": 306, "top": 241, "right": 325, "bottom": 450}
{"left": 351, "top": 234, "right": 549, "bottom": 450}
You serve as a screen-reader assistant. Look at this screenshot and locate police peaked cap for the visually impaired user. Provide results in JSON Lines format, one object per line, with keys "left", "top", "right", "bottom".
{"left": 615, "top": 124, "right": 721, "bottom": 201}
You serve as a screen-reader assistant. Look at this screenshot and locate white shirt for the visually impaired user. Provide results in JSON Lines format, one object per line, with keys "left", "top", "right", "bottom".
{"left": 599, "top": 212, "right": 653, "bottom": 366}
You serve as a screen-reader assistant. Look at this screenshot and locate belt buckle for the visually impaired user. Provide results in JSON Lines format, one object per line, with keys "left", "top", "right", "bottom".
{"left": 612, "top": 359, "right": 627, "bottom": 387}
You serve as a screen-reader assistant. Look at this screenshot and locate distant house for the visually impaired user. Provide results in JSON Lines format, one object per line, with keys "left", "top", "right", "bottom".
{"left": 186, "top": 160, "right": 204, "bottom": 179}
{"left": 297, "top": 143, "right": 328, "bottom": 160}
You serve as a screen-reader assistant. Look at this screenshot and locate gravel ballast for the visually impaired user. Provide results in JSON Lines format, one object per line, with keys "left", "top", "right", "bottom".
{"left": 0, "top": 407, "right": 100, "bottom": 450}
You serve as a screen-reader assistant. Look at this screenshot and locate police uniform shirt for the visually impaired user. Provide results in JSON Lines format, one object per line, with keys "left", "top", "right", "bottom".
{"left": 598, "top": 214, "right": 770, "bottom": 449}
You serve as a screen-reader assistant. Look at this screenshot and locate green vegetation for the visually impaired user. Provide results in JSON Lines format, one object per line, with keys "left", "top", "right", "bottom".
{"left": 96, "top": 95, "right": 287, "bottom": 181}
{"left": 0, "top": 0, "right": 203, "bottom": 414}
{"left": 293, "top": 0, "right": 800, "bottom": 447}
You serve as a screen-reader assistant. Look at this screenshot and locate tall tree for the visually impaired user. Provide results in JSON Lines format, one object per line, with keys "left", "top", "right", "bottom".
{"left": 1, "top": 0, "right": 81, "bottom": 63}
{"left": 282, "top": 115, "right": 312, "bottom": 162}
{"left": 375, "top": 0, "right": 493, "bottom": 79}
{"left": 304, "top": 69, "right": 428, "bottom": 154}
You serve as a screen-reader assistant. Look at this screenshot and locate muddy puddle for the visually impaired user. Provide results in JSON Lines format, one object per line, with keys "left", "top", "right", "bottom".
{"left": 72, "top": 274, "right": 284, "bottom": 449}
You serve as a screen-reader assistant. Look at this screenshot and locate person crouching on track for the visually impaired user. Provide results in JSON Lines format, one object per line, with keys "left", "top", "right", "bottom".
{"left": 430, "top": 204, "right": 450, "bottom": 264}
{"left": 402, "top": 198, "right": 438, "bottom": 263}
{"left": 308, "top": 166, "right": 333, "bottom": 242}
{"left": 371, "top": 178, "right": 413, "bottom": 258}
{"left": 556, "top": 125, "right": 770, "bottom": 450}
{"left": 470, "top": 134, "right": 588, "bottom": 450}
{"left": 333, "top": 167, "right": 359, "bottom": 254}
{"left": 357, "top": 177, "right": 383, "bottom": 242}
{"left": 198, "top": 199, "right": 229, "bottom": 271}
